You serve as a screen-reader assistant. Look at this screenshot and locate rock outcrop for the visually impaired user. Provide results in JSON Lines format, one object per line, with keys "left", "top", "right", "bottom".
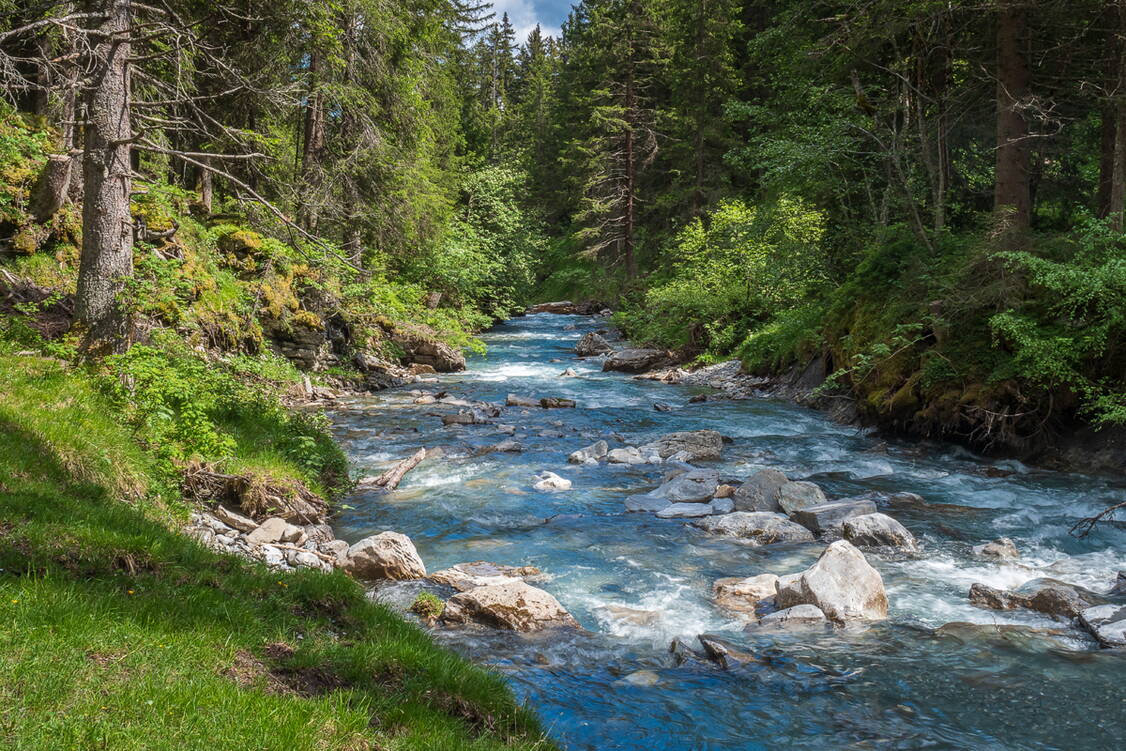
{"left": 575, "top": 332, "right": 614, "bottom": 357}
{"left": 603, "top": 348, "right": 666, "bottom": 373}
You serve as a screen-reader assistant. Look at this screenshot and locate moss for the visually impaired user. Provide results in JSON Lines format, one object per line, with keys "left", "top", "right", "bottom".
{"left": 291, "top": 310, "right": 323, "bottom": 329}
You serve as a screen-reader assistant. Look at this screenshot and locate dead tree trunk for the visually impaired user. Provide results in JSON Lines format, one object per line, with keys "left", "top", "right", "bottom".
{"left": 75, "top": 0, "right": 133, "bottom": 352}
{"left": 993, "top": 2, "right": 1031, "bottom": 232}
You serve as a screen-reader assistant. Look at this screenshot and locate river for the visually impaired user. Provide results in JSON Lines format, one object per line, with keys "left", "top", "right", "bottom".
{"left": 329, "top": 313, "right": 1126, "bottom": 750}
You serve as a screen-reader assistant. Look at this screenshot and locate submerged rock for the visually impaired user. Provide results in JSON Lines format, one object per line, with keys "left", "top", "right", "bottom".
{"left": 441, "top": 581, "right": 579, "bottom": 631}
{"left": 603, "top": 348, "right": 666, "bottom": 373}
{"left": 790, "top": 499, "right": 878, "bottom": 535}
{"left": 692, "top": 512, "right": 815, "bottom": 545}
{"left": 639, "top": 430, "right": 724, "bottom": 462}
{"left": 972, "top": 537, "right": 1020, "bottom": 560}
{"left": 842, "top": 512, "right": 918, "bottom": 551}
{"left": 343, "top": 531, "right": 426, "bottom": 581}
{"left": 575, "top": 332, "right": 613, "bottom": 357}
{"left": 733, "top": 469, "right": 787, "bottom": 513}
{"left": 506, "top": 393, "right": 539, "bottom": 408}
{"left": 776, "top": 481, "right": 827, "bottom": 514}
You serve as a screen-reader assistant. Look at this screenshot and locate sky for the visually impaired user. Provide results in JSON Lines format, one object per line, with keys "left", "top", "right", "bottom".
{"left": 490, "top": 0, "right": 572, "bottom": 42}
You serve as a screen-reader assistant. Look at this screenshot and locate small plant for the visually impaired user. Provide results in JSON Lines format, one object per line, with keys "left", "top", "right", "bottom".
{"left": 410, "top": 591, "right": 445, "bottom": 620}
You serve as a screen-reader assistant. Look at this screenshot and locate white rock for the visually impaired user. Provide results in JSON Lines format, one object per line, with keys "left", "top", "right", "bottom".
{"left": 569, "top": 440, "right": 609, "bottom": 464}
{"left": 533, "top": 471, "right": 572, "bottom": 491}
{"left": 343, "top": 531, "right": 426, "bottom": 580}
{"left": 213, "top": 505, "right": 257, "bottom": 533}
{"left": 607, "top": 447, "right": 645, "bottom": 464}
{"left": 972, "top": 537, "right": 1020, "bottom": 560}
{"left": 441, "top": 581, "right": 579, "bottom": 631}
{"left": 842, "top": 512, "right": 918, "bottom": 551}
{"left": 246, "top": 517, "right": 303, "bottom": 546}
{"left": 793, "top": 540, "right": 888, "bottom": 622}
{"left": 260, "top": 544, "right": 286, "bottom": 568}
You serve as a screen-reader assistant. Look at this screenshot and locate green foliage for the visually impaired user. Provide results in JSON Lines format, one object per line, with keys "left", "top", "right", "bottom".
{"left": 410, "top": 591, "right": 446, "bottom": 620}
{"left": 737, "top": 303, "right": 826, "bottom": 373}
{"left": 989, "top": 218, "right": 1126, "bottom": 424}
{"left": 618, "top": 197, "right": 827, "bottom": 354}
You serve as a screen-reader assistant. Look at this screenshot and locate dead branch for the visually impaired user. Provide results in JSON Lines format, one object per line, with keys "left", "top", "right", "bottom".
{"left": 1070, "top": 501, "right": 1126, "bottom": 538}
{"left": 360, "top": 448, "right": 427, "bottom": 492}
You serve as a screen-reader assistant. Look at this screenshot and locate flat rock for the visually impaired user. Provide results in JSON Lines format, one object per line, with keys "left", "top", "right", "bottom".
{"left": 791, "top": 499, "right": 878, "bottom": 535}
{"left": 603, "top": 348, "right": 666, "bottom": 373}
{"left": 692, "top": 512, "right": 815, "bottom": 545}
{"left": 777, "top": 481, "right": 827, "bottom": 514}
{"left": 607, "top": 446, "right": 646, "bottom": 464}
{"left": 625, "top": 494, "right": 672, "bottom": 513}
{"left": 213, "top": 505, "right": 257, "bottom": 533}
{"left": 639, "top": 430, "right": 724, "bottom": 462}
{"left": 506, "top": 394, "right": 539, "bottom": 408}
{"left": 842, "top": 513, "right": 917, "bottom": 551}
{"left": 441, "top": 581, "right": 579, "bottom": 631}
{"left": 733, "top": 469, "right": 787, "bottom": 512}
{"left": 656, "top": 502, "right": 716, "bottom": 519}
{"left": 569, "top": 440, "right": 609, "bottom": 464}
{"left": 429, "top": 561, "right": 542, "bottom": 592}
{"left": 710, "top": 497, "right": 735, "bottom": 514}
{"left": 756, "top": 604, "right": 828, "bottom": 628}
{"left": 540, "top": 397, "right": 576, "bottom": 409}
{"left": 246, "top": 517, "right": 303, "bottom": 546}
{"left": 1079, "top": 604, "right": 1126, "bottom": 648}
{"left": 655, "top": 468, "right": 720, "bottom": 502}
{"left": 343, "top": 531, "right": 426, "bottom": 580}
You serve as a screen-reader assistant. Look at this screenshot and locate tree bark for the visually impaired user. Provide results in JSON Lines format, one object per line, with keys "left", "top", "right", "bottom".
{"left": 623, "top": 48, "right": 637, "bottom": 279}
{"left": 1111, "top": 0, "right": 1126, "bottom": 229}
{"left": 75, "top": 0, "right": 133, "bottom": 352}
{"left": 197, "top": 158, "right": 213, "bottom": 214}
{"left": 993, "top": 2, "right": 1031, "bottom": 231}
{"left": 299, "top": 50, "right": 325, "bottom": 232}
{"left": 30, "top": 154, "right": 73, "bottom": 222}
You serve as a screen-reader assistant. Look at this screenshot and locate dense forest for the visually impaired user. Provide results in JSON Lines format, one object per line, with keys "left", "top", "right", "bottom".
{"left": 1, "top": 0, "right": 1125, "bottom": 748}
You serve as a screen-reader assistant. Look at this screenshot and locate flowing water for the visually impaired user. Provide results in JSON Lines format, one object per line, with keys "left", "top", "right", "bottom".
{"left": 329, "top": 313, "right": 1126, "bottom": 750}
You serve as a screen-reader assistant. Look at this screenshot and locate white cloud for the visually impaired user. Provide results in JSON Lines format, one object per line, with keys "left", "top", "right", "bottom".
{"left": 490, "top": 0, "right": 560, "bottom": 43}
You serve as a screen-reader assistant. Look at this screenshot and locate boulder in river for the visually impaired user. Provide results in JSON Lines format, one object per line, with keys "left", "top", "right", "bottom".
{"left": 656, "top": 468, "right": 721, "bottom": 502}
{"left": 790, "top": 498, "right": 878, "bottom": 535}
{"left": 1021, "top": 581, "right": 1105, "bottom": 620}
{"left": 1078, "top": 604, "right": 1126, "bottom": 648}
{"left": 781, "top": 540, "right": 888, "bottom": 622}
{"left": 733, "top": 469, "right": 787, "bottom": 513}
{"left": 429, "top": 561, "right": 542, "bottom": 592}
{"left": 607, "top": 446, "right": 648, "bottom": 464}
{"left": 776, "top": 481, "right": 827, "bottom": 514}
{"left": 656, "top": 502, "right": 716, "bottom": 519}
{"left": 506, "top": 393, "right": 539, "bottom": 408}
{"left": 569, "top": 440, "right": 609, "bottom": 464}
{"left": 441, "top": 581, "right": 579, "bottom": 631}
{"left": 713, "top": 573, "right": 779, "bottom": 616}
{"left": 560, "top": 368, "right": 579, "bottom": 377}
{"left": 533, "top": 471, "right": 572, "bottom": 492}
{"left": 968, "top": 583, "right": 1030, "bottom": 611}
{"left": 710, "top": 497, "right": 735, "bottom": 514}
{"left": 603, "top": 348, "right": 667, "bottom": 373}
{"left": 540, "top": 397, "right": 576, "bottom": 409}
{"left": 842, "top": 512, "right": 917, "bottom": 551}
{"left": 755, "top": 604, "right": 828, "bottom": 629}
{"left": 575, "top": 332, "right": 614, "bottom": 357}
{"left": 639, "top": 430, "right": 724, "bottom": 462}
{"left": 692, "top": 512, "right": 815, "bottom": 546}
{"left": 343, "top": 531, "right": 426, "bottom": 580}
{"left": 972, "top": 537, "right": 1020, "bottom": 560}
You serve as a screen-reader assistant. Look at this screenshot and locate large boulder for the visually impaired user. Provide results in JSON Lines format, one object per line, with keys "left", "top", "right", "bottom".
{"left": 569, "top": 440, "right": 609, "bottom": 464}
{"left": 693, "top": 512, "right": 814, "bottom": 546}
{"left": 786, "top": 540, "right": 888, "bottom": 622}
{"left": 343, "top": 532, "right": 426, "bottom": 580}
{"left": 392, "top": 334, "right": 465, "bottom": 372}
{"left": 656, "top": 468, "right": 721, "bottom": 502}
{"left": 607, "top": 446, "right": 647, "bottom": 464}
{"left": 733, "top": 469, "right": 787, "bottom": 512}
{"left": 575, "top": 332, "right": 614, "bottom": 357}
{"left": 790, "top": 499, "right": 878, "bottom": 535}
{"left": 842, "top": 513, "right": 918, "bottom": 551}
{"left": 656, "top": 502, "right": 716, "bottom": 519}
{"left": 968, "top": 583, "right": 1030, "bottom": 611}
{"left": 639, "top": 430, "right": 724, "bottom": 462}
{"left": 776, "top": 481, "right": 827, "bottom": 514}
{"left": 713, "top": 573, "right": 779, "bottom": 616}
{"left": 603, "top": 348, "right": 667, "bottom": 373}
{"left": 441, "top": 581, "right": 579, "bottom": 631}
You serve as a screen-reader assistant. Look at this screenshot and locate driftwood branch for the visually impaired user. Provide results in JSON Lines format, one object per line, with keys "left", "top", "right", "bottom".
{"left": 1070, "top": 501, "right": 1126, "bottom": 538}
{"left": 360, "top": 448, "right": 427, "bottom": 492}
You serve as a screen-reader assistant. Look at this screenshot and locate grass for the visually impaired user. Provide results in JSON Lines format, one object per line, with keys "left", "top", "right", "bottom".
{"left": 0, "top": 355, "right": 555, "bottom": 751}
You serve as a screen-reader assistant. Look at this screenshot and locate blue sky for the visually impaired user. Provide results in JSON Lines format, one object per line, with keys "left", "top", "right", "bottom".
{"left": 491, "top": 0, "right": 573, "bottom": 42}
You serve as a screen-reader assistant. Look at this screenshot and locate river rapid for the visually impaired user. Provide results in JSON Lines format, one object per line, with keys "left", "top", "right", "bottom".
{"left": 329, "top": 313, "right": 1126, "bottom": 750}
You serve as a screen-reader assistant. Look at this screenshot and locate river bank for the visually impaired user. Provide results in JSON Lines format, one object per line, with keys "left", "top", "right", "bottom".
{"left": 328, "top": 311, "right": 1126, "bottom": 750}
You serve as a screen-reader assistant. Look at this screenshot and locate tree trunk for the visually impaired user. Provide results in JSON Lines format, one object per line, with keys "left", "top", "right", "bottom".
{"left": 623, "top": 55, "right": 637, "bottom": 279}
{"left": 993, "top": 2, "right": 1031, "bottom": 232}
{"left": 197, "top": 158, "right": 213, "bottom": 214}
{"left": 30, "top": 154, "right": 73, "bottom": 222}
{"left": 299, "top": 50, "right": 325, "bottom": 232}
{"left": 1110, "top": 0, "right": 1126, "bottom": 229}
{"left": 1098, "top": 108, "right": 1117, "bottom": 218}
{"left": 76, "top": 0, "right": 133, "bottom": 352}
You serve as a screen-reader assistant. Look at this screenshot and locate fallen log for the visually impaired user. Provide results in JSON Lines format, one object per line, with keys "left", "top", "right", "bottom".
{"left": 362, "top": 448, "right": 427, "bottom": 491}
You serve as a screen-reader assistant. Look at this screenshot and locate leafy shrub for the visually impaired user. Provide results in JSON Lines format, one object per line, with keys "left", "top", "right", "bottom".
{"left": 619, "top": 196, "right": 827, "bottom": 354}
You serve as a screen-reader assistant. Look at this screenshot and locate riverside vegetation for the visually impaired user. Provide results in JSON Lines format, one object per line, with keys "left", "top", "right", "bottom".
{"left": 0, "top": 0, "right": 1125, "bottom": 749}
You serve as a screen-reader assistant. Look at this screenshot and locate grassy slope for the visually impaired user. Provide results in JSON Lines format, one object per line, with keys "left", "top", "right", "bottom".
{"left": 0, "top": 355, "right": 553, "bottom": 751}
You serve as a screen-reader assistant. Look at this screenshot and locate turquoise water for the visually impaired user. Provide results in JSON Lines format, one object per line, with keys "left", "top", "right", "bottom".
{"left": 330, "top": 313, "right": 1126, "bottom": 750}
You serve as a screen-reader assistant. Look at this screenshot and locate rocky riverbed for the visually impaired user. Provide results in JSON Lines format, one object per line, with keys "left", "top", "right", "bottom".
{"left": 322, "top": 312, "right": 1125, "bottom": 750}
